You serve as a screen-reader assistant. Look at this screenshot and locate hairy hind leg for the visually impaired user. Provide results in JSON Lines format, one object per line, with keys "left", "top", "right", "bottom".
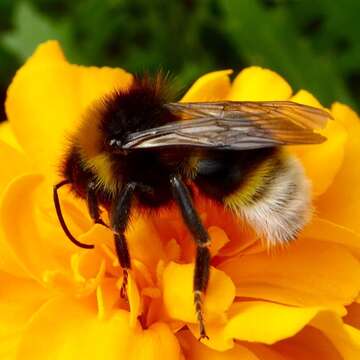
{"left": 170, "top": 174, "right": 210, "bottom": 340}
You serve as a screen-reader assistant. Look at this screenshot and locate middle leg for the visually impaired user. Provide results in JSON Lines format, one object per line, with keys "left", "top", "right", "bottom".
{"left": 170, "top": 174, "right": 211, "bottom": 340}
{"left": 110, "top": 182, "right": 136, "bottom": 299}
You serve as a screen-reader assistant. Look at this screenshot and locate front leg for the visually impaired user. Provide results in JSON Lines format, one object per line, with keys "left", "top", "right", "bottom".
{"left": 111, "top": 182, "right": 136, "bottom": 299}
{"left": 86, "top": 181, "right": 109, "bottom": 228}
{"left": 53, "top": 180, "right": 94, "bottom": 249}
{"left": 170, "top": 175, "right": 211, "bottom": 340}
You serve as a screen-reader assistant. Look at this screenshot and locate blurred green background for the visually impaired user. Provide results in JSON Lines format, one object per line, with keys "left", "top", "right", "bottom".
{"left": 0, "top": 0, "right": 359, "bottom": 120}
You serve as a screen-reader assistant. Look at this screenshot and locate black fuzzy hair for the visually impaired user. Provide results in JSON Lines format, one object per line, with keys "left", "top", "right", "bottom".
{"left": 99, "top": 71, "right": 179, "bottom": 145}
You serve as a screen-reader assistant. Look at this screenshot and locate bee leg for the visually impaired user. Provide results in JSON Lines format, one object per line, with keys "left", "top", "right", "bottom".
{"left": 54, "top": 180, "right": 94, "bottom": 249}
{"left": 170, "top": 175, "right": 210, "bottom": 341}
{"left": 111, "top": 182, "right": 136, "bottom": 300}
{"left": 194, "top": 246, "right": 211, "bottom": 340}
{"left": 87, "top": 181, "right": 109, "bottom": 228}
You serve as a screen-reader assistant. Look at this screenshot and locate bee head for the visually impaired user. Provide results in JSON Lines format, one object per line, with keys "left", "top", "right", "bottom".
{"left": 101, "top": 105, "right": 134, "bottom": 154}
{"left": 99, "top": 75, "right": 177, "bottom": 154}
{"left": 75, "top": 73, "right": 179, "bottom": 160}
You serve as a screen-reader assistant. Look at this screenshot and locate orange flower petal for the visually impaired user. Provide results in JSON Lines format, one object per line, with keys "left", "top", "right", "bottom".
{"left": 95, "top": 278, "right": 122, "bottom": 320}
{"left": 178, "top": 330, "right": 259, "bottom": 360}
{"left": 5, "top": 41, "right": 132, "bottom": 177}
{"left": 0, "top": 141, "right": 32, "bottom": 277}
{"left": 16, "top": 296, "right": 182, "bottom": 360}
{"left": 267, "top": 326, "right": 344, "bottom": 359}
{"left": 127, "top": 272, "right": 142, "bottom": 328}
{"left": 181, "top": 70, "right": 232, "bottom": 102}
{"left": 0, "top": 227, "right": 29, "bottom": 279}
{"left": 208, "top": 226, "right": 231, "bottom": 257}
{"left": 228, "top": 67, "right": 292, "bottom": 101}
{"left": 345, "top": 325, "right": 360, "bottom": 349}
{"left": 0, "top": 174, "right": 79, "bottom": 279}
{"left": 219, "top": 240, "right": 360, "bottom": 310}
{"left": 187, "top": 321, "right": 234, "bottom": 351}
{"left": 302, "top": 217, "right": 360, "bottom": 257}
{"left": 195, "top": 200, "right": 259, "bottom": 258}
{"left": 244, "top": 343, "right": 290, "bottom": 360}
{"left": 344, "top": 302, "right": 360, "bottom": 329}
{"left": 0, "top": 121, "right": 22, "bottom": 151}
{"left": 127, "top": 217, "right": 166, "bottom": 273}
{"left": 289, "top": 120, "right": 347, "bottom": 196}
{"left": 290, "top": 89, "right": 323, "bottom": 108}
{"left": 132, "top": 321, "right": 183, "bottom": 359}
{"left": 316, "top": 103, "right": 360, "bottom": 233}
{"left": 287, "top": 90, "right": 347, "bottom": 196}
{"left": 162, "top": 262, "right": 235, "bottom": 323}
{"left": 0, "top": 140, "right": 30, "bottom": 196}
{"left": 225, "top": 302, "right": 337, "bottom": 344}
{"left": 311, "top": 311, "right": 360, "bottom": 358}
{"left": 0, "top": 271, "right": 50, "bottom": 359}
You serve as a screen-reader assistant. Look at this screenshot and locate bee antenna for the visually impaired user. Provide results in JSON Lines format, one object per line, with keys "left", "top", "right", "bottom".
{"left": 53, "top": 180, "right": 95, "bottom": 249}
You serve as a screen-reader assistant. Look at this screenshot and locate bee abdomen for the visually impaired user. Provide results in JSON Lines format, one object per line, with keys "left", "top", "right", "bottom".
{"left": 224, "top": 154, "right": 311, "bottom": 246}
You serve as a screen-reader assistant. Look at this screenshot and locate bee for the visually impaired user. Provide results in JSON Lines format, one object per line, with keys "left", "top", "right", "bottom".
{"left": 54, "top": 73, "right": 330, "bottom": 340}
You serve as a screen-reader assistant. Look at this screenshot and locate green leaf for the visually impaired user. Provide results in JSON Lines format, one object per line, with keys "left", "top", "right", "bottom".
{"left": 1, "top": 2, "right": 76, "bottom": 62}
{"left": 219, "top": 0, "right": 357, "bottom": 109}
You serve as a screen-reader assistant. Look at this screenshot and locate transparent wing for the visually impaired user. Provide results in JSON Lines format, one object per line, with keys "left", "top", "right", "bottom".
{"left": 123, "top": 101, "right": 331, "bottom": 150}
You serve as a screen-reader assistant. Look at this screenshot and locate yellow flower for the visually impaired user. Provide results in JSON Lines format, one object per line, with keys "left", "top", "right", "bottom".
{"left": 1, "top": 40, "right": 360, "bottom": 359}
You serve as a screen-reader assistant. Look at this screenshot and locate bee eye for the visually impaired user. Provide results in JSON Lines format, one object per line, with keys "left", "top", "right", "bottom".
{"left": 109, "top": 139, "right": 122, "bottom": 148}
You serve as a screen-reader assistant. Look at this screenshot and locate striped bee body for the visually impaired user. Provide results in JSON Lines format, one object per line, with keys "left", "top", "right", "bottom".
{"left": 193, "top": 147, "right": 311, "bottom": 245}
{"left": 55, "top": 73, "right": 330, "bottom": 340}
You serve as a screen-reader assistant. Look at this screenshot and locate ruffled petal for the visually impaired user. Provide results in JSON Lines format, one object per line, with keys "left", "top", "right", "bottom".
{"left": 258, "top": 326, "right": 343, "bottom": 359}
{"left": 0, "top": 271, "right": 50, "bottom": 359}
{"left": 244, "top": 343, "right": 291, "bottom": 360}
{"left": 345, "top": 325, "right": 360, "bottom": 349}
{"left": 127, "top": 271, "right": 142, "bottom": 328}
{"left": 219, "top": 240, "right": 360, "bottom": 310}
{"left": 316, "top": 103, "right": 360, "bottom": 233}
{"left": 127, "top": 217, "right": 167, "bottom": 273}
{"left": 178, "top": 330, "right": 259, "bottom": 359}
{"left": 5, "top": 41, "right": 133, "bottom": 176}
{"left": 344, "top": 302, "right": 360, "bottom": 329}
{"left": 289, "top": 122, "right": 346, "bottom": 196}
{"left": 301, "top": 217, "right": 360, "bottom": 258}
{"left": 0, "top": 140, "right": 30, "bottom": 196}
{"left": 194, "top": 198, "right": 259, "bottom": 258}
{"left": 0, "top": 140, "right": 32, "bottom": 277}
{"left": 290, "top": 89, "right": 323, "bottom": 108}
{"left": 228, "top": 67, "right": 292, "bottom": 101}
{"left": 187, "top": 321, "right": 234, "bottom": 351}
{"left": 225, "top": 302, "right": 341, "bottom": 345}
{"left": 311, "top": 311, "right": 360, "bottom": 358}
{"left": 181, "top": 70, "right": 232, "bottom": 102}
{"left": 16, "top": 296, "right": 182, "bottom": 360}
{"left": 131, "top": 321, "right": 183, "bottom": 359}
{"left": 162, "top": 262, "right": 235, "bottom": 323}
{"left": 0, "top": 173, "right": 86, "bottom": 279}
{"left": 0, "top": 122, "right": 22, "bottom": 151}
{"left": 208, "top": 226, "right": 231, "bottom": 257}
{"left": 78, "top": 216, "right": 168, "bottom": 281}
{"left": 288, "top": 91, "right": 347, "bottom": 196}
{"left": 0, "top": 226, "right": 30, "bottom": 278}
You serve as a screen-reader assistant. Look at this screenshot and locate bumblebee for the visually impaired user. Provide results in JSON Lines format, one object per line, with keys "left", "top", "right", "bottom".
{"left": 54, "top": 74, "right": 330, "bottom": 339}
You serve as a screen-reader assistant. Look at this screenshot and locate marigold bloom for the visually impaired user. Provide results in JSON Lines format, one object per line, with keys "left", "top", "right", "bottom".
{"left": 1, "top": 40, "right": 360, "bottom": 359}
